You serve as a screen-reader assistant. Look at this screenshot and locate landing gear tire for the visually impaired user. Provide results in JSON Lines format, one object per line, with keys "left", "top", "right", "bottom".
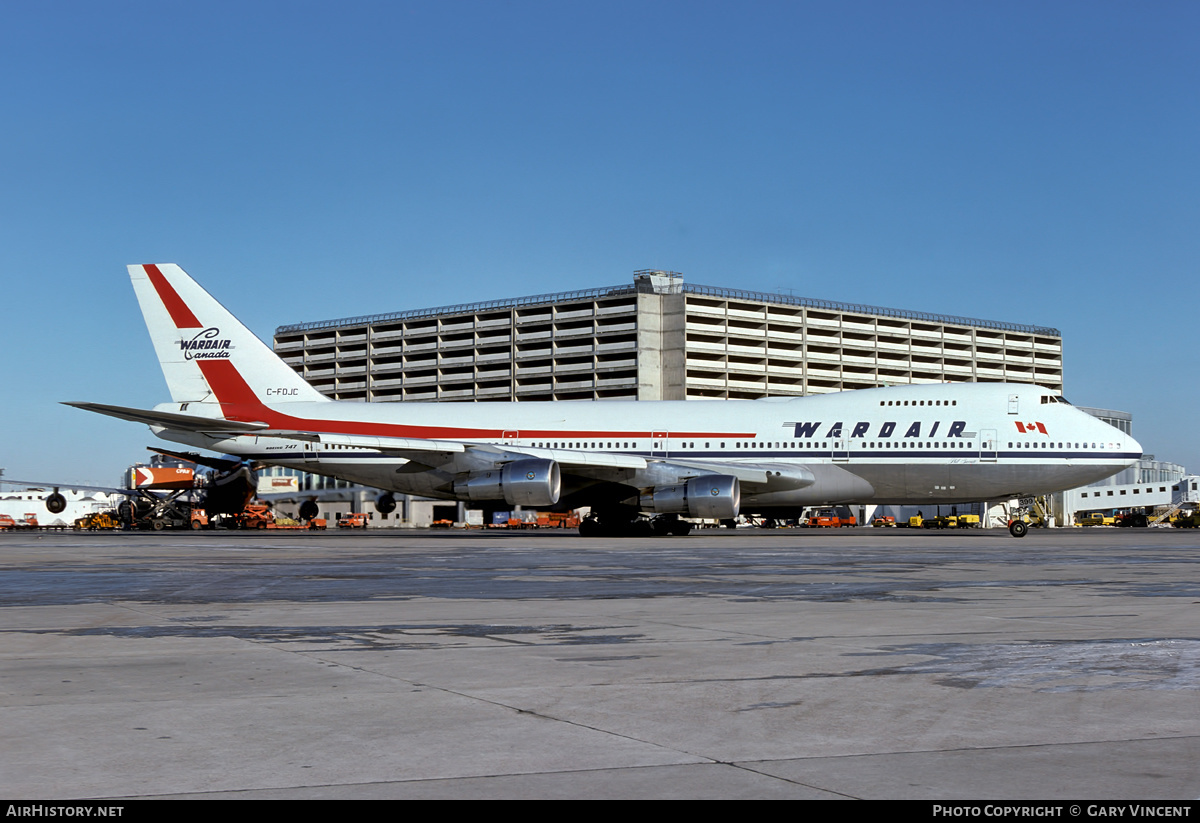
{"left": 1009, "top": 520, "right": 1028, "bottom": 538}
{"left": 629, "top": 519, "right": 654, "bottom": 537}
{"left": 670, "top": 519, "right": 692, "bottom": 536}
{"left": 650, "top": 515, "right": 693, "bottom": 537}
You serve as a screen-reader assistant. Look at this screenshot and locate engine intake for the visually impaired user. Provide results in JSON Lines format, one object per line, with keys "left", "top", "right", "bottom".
{"left": 454, "top": 459, "right": 561, "bottom": 507}
{"left": 640, "top": 475, "right": 740, "bottom": 520}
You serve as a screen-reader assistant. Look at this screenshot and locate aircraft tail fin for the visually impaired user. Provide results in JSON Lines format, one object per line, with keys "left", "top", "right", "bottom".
{"left": 128, "top": 264, "right": 329, "bottom": 409}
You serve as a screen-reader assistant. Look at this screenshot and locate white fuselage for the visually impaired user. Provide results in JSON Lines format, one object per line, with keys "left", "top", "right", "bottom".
{"left": 152, "top": 382, "right": 1140, "bottom": 512}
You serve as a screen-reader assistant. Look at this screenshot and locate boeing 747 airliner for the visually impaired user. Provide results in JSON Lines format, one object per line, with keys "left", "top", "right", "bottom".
{"left": 68, "top": 264, "right": 1141, "bottom": 537}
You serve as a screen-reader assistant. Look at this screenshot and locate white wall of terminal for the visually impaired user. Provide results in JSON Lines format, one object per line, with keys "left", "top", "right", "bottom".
{"left": 0, "top": 489, "right": 118, "bottom": 527}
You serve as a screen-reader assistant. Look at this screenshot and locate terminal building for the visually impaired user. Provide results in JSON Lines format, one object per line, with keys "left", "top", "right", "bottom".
{"left": 272, "top": 270, "right": 1064, "bottom": 404}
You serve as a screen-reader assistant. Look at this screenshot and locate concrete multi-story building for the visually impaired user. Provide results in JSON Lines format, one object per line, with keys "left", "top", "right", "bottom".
{"left": 273, "top": 270, "right": 1064, "bottom": 402}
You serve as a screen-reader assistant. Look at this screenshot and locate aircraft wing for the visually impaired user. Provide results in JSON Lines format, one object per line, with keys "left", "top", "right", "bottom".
{"left": 72, "top": 401, "right": 814, "bottom": 495}
{"left": 470, "top": 447, "right": 814, "bottom": 490}
{"left": 250, "top": 431, "right": 811, "bottom": 492}
{"left": 0, "top": 478, "right": 134, "bottom": 496}
{"left": 641, "top": 458, "right": 815, "bottom": 490}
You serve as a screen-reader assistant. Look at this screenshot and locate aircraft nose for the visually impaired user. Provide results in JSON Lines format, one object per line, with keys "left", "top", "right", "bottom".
{"left": 1127, "top": 433, "right": 1144, "bottom": 460}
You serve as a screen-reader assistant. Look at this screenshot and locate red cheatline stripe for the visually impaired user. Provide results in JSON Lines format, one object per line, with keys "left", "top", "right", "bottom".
{"left": 195, "top": 361, "right": 754, "bottom": 440}
{"left": 143, "top": 264, "right": 202, "bottom": 329}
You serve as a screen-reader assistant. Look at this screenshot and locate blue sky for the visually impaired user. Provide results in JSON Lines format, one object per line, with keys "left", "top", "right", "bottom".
{"left": 1, "top": 0, "right": 1196, "bottom": 484}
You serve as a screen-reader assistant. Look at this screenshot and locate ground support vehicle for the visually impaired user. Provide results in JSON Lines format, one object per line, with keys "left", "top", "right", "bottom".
{"left": 924, "top": 515, "right": 959, "bottom": 529}
{"left": 216, "top": 503, "right": 276, "bottom": 529}
{"left": 921, "top": 514, "right": 981, "bottom": 529}
{"left": 872, "top": 516, "right": 896, "bottom": 527}
{"left": 1114, "top": 510, "right": 1149, "bottom": 528}
{"left": 337, "top": 513, "right": 369, "bottom": 529}
{"left": 74, "top": 512, "right": 122, "bottom": 530}
{"left": 804, "top": 508, "right": 857, "bottom": 528}
{"left": 1172, "top": 511, "right": 1200, "bottom": 529}
{"left": 12, "top": 514, "right": 42, "bottom": 530}
{"left": 117, "top": 491, "right": 200, "bottom": 531}
{"left": 488, "top": 512, "right": 583, "bottom": 529}
{"left": 268, "top": 516, "right": 327, "bottom": 530}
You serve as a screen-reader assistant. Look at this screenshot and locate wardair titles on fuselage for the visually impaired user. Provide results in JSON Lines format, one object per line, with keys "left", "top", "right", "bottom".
{"left": 792, "top": 420, "right": 970, "bottom": 439}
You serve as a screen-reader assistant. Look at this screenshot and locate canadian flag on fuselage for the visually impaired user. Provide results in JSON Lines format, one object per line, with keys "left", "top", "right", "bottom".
{"left": 128, "top": 264, "right": 329, "bottom": 412}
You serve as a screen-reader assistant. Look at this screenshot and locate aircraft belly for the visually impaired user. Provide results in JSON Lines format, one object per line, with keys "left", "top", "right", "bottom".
{"left": 743, "top": 463, "right": 874, "bottom": 507}
{"left": 845, "top": 460, "right": 1129, "bottom": 504}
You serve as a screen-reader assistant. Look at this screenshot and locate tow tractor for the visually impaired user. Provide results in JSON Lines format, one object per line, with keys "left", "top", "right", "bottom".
{"left": 74, "top": 512, "right": 122, "bottom": 531}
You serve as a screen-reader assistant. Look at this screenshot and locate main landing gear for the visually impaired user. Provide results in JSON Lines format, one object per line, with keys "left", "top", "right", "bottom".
{"left": 579, "top": 511, "right": 692, "bottom": 537}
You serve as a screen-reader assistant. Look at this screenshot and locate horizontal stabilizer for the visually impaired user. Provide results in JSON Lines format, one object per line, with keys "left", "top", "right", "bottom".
{"left": 65, "top": 402, "right": 269, "bottom": 433}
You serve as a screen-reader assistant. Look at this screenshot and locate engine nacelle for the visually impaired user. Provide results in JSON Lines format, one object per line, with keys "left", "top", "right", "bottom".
{"left": 375, "top": 493, "right": 397, "bottom": 514}
{"left": 45, "top": 492, "right": 67, "bottom": 514}
{"left": 118, "top": 498, "right": 155, "bottom": 523}
{"left": 453, "top": 459, "right": 561, "bottom": 507}
{"left": 640, "top": 475, "right": 740, "bottom": 520}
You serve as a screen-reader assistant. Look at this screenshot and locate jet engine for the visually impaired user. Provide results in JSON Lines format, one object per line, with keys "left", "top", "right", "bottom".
{"left": 640, "top": 475, "right": 740, "bottom": 520}
{"left": 45, "top": 492, "right": 67, "bottom": 514}
{"left": 117, "top": 498, "right": 156, "bottom": 524}
{"left": 453, "top": 459, "right": 561, "bottom": 507}
{"left": 375, "top": 493, "right": 397, "bottom": 514}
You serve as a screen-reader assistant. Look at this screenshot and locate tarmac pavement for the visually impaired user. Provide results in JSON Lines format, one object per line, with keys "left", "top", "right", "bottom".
{"left": 1, "top": 527, "right": 1198, "bottom": 799}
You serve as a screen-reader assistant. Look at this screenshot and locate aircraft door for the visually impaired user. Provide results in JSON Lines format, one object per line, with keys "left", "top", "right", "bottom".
{"left": 980, "top": 429, "right": 998, "bottom": 461}
{"left": 832, "top": 438, "right": 849, "bottom": 462}
{"left": 652, "top": 431, "right": 669, "bottom": 458}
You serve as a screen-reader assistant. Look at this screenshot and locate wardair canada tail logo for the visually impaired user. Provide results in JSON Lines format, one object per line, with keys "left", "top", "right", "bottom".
{"left": 179, "top": 327, "right": 233, "bottom": 360}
